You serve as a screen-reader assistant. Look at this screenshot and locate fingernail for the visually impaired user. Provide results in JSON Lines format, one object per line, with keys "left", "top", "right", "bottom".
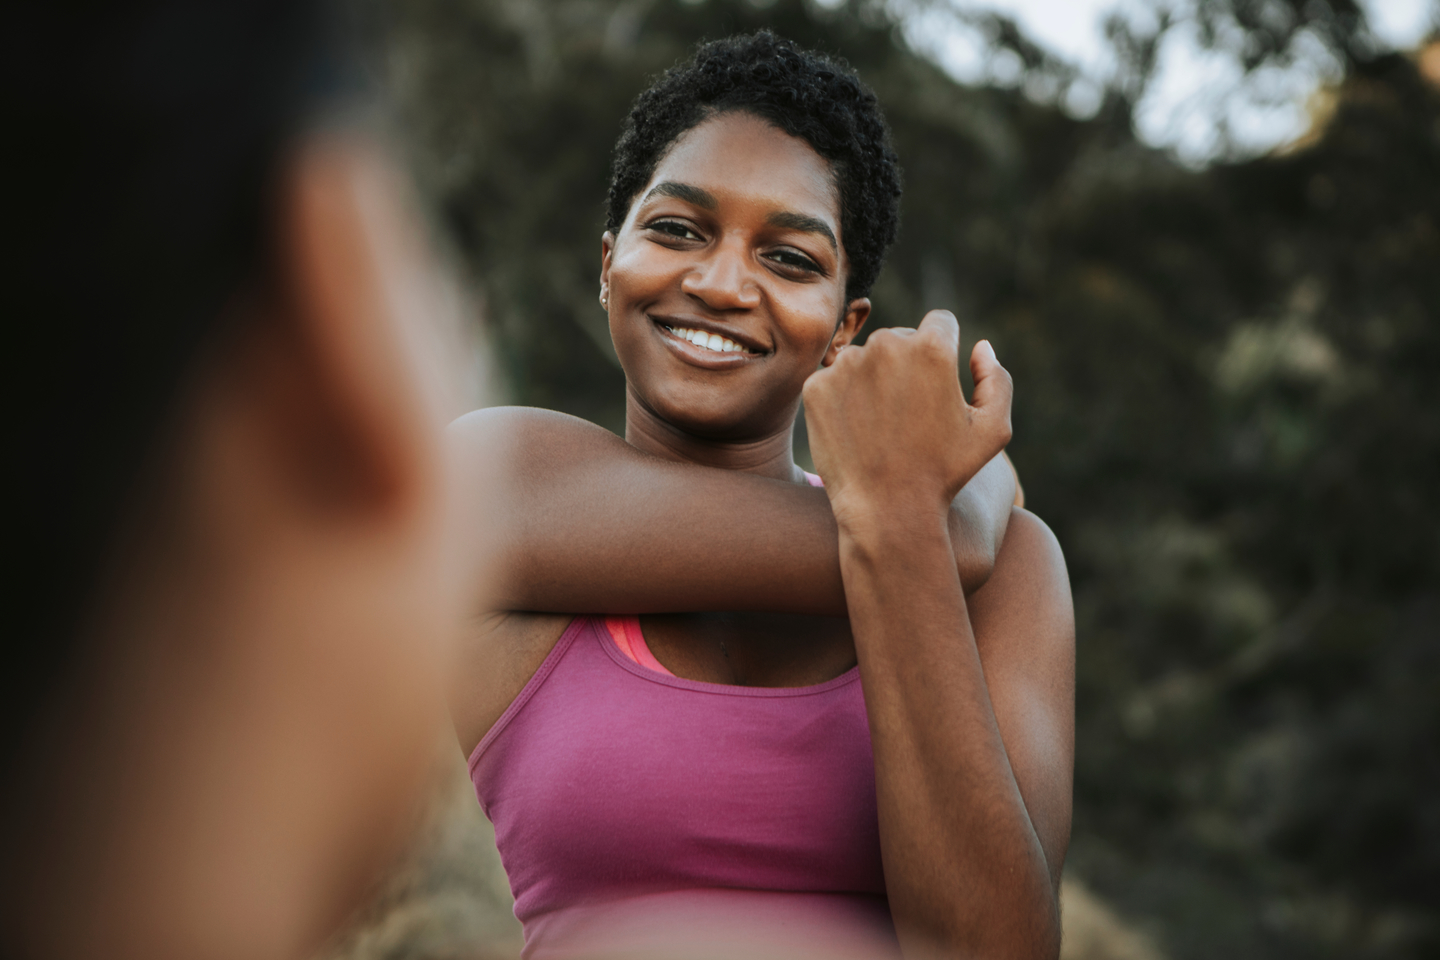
{"left": 979, "top": 339, "right": 997, "bottom": 360}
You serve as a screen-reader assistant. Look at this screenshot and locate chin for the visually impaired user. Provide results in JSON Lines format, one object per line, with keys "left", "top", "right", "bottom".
{"left": 660, "top": 406, "right": 754, "bottom": 441}
{"left": 634, "top": 372, "right": 800, "bottom": 444}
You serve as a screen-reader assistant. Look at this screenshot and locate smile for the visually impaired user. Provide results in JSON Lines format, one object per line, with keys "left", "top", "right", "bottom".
{"left": 661, "top": 324, "right": 757, "bottom": 355}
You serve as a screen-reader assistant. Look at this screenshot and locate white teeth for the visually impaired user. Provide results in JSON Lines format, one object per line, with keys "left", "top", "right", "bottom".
{"left": 665, "top": 325, "right": 749, "bottom": 355}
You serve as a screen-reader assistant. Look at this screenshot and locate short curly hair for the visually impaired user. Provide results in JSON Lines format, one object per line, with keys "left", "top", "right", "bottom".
{"left": 606, "top": 31, "right": 902, "bottom": 302}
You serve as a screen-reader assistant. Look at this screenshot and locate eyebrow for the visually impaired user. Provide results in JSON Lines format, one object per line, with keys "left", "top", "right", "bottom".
{"left": 643, "top": 181, "right": 717, "bottom": 209}
{"left": 766, "top": 211, "right": 837, "bottom": 252}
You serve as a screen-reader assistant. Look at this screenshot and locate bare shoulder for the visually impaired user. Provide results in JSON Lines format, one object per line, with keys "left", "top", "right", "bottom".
{"left": 995, "top": 508, "right": 1067, "bottom": 588}
{"left": 970, "top": 508, "right": 1072, "bottom": 641}
{"left": 448, "top": 405, "right": 629, "bottom": 459}
{"left": 449, "top": 611, "right": 574, "bottom": 760}
{"left": 449, "top": 404, "right": 598, "bottom": 433}
{"left": 446, "top": 407, "right": 642, "bottom": 520}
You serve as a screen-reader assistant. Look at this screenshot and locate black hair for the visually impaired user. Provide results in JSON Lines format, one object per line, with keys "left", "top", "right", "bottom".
{"left": 606, "top": 30, "right": 902, "bottom": 302}
{"left": 4, "top": 0, "right": 360, "bottom": 784}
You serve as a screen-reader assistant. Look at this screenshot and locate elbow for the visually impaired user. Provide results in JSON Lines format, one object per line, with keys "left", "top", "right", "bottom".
{"left": 960, "top": 898, "right": 1061, "bottom": 960}
{"left": 993, "top": 882, "right": 1062, "bottom": 960}
{"left": 903, "top": 879, "right": 1061, "bottom": 960}
{"left": 951, "top": 516, "right": 1000, "bottom": 595}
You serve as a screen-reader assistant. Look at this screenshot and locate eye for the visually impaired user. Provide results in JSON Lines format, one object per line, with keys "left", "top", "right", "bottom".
{"left": 646, "top": 219, "right": 704, "bottom": 242}
{"left": 766, "top": 248, "right": 823, "bottom": 275}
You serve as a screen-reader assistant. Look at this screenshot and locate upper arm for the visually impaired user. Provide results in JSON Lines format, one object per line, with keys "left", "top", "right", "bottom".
{"left": 447, "top": 406, "right": 852, "bottom": 616}
{"left": 966, "top": 507, "right": 1075, "bottom": 888}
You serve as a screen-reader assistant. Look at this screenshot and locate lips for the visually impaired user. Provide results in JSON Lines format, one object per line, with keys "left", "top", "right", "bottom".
{"left": 650, "top": 315, "right": 767, "bottom": 358}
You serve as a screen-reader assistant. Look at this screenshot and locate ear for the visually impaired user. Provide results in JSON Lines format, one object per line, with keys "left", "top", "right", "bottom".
{"left": 821, "top": 298, "right": 871, "bottom": 367}
{"left": 599, "top": 231, "right": 616, "bottom": 308}
{"left": 265, "top": 135, "right": 440, "bottom": 517}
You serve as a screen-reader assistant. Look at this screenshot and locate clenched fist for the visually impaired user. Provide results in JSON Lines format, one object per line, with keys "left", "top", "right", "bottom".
{"left": 802, "top": 309, "right": 1013, "bottom": 534}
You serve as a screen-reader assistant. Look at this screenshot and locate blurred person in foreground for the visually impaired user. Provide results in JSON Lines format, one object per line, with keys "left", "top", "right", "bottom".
{"left": 450, "top": 33, "right": 1074, "bottom": 959}
{"left": 3, "top": 2, "right": 480, "bottom": 958}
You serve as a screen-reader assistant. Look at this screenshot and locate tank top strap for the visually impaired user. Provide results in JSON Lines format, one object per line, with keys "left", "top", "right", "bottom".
{"left": 467, "top": 616, "right": 594, "bottom": 777}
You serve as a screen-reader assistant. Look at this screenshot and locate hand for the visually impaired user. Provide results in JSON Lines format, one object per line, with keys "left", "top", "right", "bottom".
{"left": 802, "top": 310, "right": 1013, "bottom": 533}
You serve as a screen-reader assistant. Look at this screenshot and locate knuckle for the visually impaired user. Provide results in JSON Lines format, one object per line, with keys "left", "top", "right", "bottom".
{"left": 919, "top": 337, "right": 950, "bottom": 365}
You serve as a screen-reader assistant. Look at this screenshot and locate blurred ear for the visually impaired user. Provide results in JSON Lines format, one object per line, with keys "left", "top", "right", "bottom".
{"left": 262, "top": 135, "right": 437, "bottom": 519}
{"left": 599, "top": 231, "right": 616, "bottom": 306}
{"left": 822, "top": 297, "right": 871, "bottom": 367}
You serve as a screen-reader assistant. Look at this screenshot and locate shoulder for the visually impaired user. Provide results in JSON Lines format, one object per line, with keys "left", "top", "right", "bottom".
{"left": 449, "top": 404, "right": 586, "bottom": 433}
{"left": 969, "top": 507, "right": 1074, "bottom": 667}
{"left": 996, "top": 508, "right": 1068, "bottom": 590}
{"left": 447, "top": 406, "right": 635, "bottom": 481}
{"left": 448, "top": 405, "right": 621, "bottom": 449}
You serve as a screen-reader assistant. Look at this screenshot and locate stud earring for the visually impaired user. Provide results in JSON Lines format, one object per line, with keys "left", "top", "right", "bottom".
{"left": 599, "top": 291, "right": 608, "bottom": 310}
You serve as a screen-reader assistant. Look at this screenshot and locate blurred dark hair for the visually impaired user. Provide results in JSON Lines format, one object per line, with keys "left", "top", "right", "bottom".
{"left": 605, "top": 30, "right": 903, "bottom": 302}
{"left": 3, "top": 0, "right": 364, "bottom": 783}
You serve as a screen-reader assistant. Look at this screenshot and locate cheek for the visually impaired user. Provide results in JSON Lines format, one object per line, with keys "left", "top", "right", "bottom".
{"left": 608, "top": 242, "right": 671, "bottom": 298}
{"left": 777, "top": 294, "right": 846, "bottom": 354}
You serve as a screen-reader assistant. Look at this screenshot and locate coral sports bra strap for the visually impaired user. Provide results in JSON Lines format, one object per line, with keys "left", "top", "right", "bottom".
{"left": 606, "top": 471, "right": 819, "bottom": 679}
{"left": 604, "top": 616, "right": 675, "bottom": 677}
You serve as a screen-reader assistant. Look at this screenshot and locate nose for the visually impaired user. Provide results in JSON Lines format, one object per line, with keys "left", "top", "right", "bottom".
{"left": 680, "top": 238, "right": 762, "bottom": 311}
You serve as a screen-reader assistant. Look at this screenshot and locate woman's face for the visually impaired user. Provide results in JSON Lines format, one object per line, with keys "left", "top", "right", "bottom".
{"left": 602, "top": 111, "right": 869, "bottom": 442}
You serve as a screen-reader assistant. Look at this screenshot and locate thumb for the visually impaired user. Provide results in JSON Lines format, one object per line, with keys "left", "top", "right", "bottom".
{"left": 969, "top": 340, "right": 1013, "bottom": 420}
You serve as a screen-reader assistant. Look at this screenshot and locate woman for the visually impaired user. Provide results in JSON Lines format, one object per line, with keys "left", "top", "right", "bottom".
{"left": 450, "top": 32, "right": 1074, "bottom": 959}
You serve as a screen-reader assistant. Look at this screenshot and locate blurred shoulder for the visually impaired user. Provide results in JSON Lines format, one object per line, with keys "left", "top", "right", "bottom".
{"left": 448, "top": 405, "right": 610, "bottom": 441}
{"left": 447, "top": 406, "right": 629, "bottom": 469}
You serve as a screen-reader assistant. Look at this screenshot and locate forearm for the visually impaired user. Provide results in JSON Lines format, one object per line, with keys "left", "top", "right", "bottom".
{"left": 840, "top": 516, "right": 1058, "bottom": 959}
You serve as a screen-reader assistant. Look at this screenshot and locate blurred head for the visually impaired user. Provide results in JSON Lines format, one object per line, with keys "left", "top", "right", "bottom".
{"left": 599, "top": 33, "right": 902, "bottom": 447}
{"left": 5, "top": 2, "right": 474, "bottom": 958}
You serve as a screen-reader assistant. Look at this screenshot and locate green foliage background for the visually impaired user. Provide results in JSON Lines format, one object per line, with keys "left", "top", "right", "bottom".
{"left": 379, "top": 1, "right": 1440, "bottom": 956}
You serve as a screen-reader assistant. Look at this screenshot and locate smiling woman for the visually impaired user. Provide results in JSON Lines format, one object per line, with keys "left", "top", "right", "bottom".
{"left": 604, "top": 111, "right": 866, "bottom": 449}
{"left": 448, "top": 31, "right": 1073, "bottom": 960}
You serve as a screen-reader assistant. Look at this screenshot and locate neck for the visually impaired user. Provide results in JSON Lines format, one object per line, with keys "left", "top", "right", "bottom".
{"left": 623, "top": 389, "right": 805, "bottom": 484}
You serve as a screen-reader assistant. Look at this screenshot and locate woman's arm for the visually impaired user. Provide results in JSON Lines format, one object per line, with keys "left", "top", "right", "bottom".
{"left": 448, "top": 406, "right": 1015, "bottom": 615}
{"left": 803, "top": 314, "right": 1073, "bottom": 960}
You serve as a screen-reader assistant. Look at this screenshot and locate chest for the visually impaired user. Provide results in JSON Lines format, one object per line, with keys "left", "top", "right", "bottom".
{"left": 475, "top": 622, "right": 885, "bottom": 910}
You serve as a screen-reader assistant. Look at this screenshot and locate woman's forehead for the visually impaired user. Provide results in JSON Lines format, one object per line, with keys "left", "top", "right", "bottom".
{"left": 640, "top": 112, "right": 841, "bottom": 232}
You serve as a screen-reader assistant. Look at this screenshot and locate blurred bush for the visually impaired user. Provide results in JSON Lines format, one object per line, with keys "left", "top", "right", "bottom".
{"left": 339, "top": 0, "right": 1440, "bottom": 957}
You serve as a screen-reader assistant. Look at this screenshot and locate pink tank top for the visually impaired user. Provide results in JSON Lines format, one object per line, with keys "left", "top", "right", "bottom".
{"left": 468, "top": 614, "right": 896, "bottom": 958}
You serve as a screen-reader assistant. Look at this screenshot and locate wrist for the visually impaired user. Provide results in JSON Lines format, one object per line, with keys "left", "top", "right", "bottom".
{"left": 833, "top": 502, "right": 953, "bottom": 554}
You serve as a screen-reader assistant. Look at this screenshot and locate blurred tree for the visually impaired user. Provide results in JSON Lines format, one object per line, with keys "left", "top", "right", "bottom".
{"left": 378, "top": 0, "right": 1440, "bottom": 956}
